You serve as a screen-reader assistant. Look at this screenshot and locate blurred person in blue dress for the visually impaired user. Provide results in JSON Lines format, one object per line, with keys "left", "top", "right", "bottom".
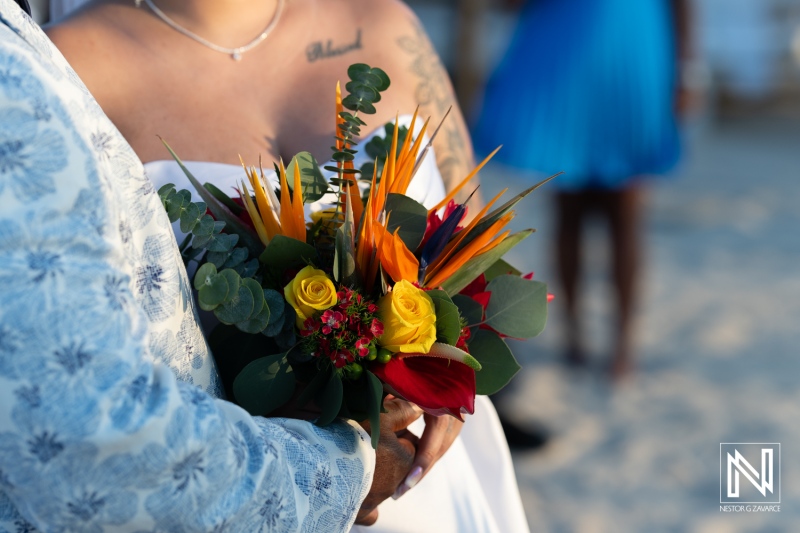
{"left": 474, "top": 0, "right": 690, "bottom": 378}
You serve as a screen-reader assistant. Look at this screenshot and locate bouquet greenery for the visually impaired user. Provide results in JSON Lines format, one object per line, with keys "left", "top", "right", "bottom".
{"left": 158, "top": 64, "right": 552, "bottom": 447}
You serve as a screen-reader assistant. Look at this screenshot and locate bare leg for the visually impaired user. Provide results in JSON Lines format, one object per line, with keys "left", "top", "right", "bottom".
{"left": 604, "top": 185, "right": 642, "bottom": 379}
{"left": 555, "top": 191, "right": 586, "bottom": 366}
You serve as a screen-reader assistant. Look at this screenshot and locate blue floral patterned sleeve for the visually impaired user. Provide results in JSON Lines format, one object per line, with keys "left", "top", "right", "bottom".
{"left": 0, "top": 4, "right": 374, "bottom": 532}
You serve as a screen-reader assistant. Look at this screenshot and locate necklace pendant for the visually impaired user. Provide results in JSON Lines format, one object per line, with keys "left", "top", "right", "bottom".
{"left": 231, "top": 51, "right": 242, "bottom": 61}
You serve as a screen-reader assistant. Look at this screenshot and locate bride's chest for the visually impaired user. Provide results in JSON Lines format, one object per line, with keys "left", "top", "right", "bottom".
{"left": 112, "top": 57, "right": 409, "bottom": 167}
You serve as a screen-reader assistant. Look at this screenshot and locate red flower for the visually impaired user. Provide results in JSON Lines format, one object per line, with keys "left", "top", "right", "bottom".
{"left": 333, "top": 349, "right": 354, "bottom": 368}
{"left": 371, "top": 356, "right": 476, "bottom": 421}
{"left": 355, "top": 337, "right": 371, "bottom": 357}
{"left": 456, "top": 325, "right": 471, "bottom": 352}
{"left": 369, "top": 318, "right": 384, "bottom": 337}
{"left": 320, "top": 310, "right": 345, "bottom": 335}
{"left": 300, "top": 317, "right": 321, "bottom": 337}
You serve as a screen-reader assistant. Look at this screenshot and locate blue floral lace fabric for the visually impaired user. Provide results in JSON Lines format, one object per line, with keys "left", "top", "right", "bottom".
{"left": 0, "top": 3, "right": 374, "bottom": 531}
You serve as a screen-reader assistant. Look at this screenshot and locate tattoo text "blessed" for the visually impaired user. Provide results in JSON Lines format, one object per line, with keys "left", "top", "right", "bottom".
{"left": 306, "top": 30, "right": 363, "bottom": 63}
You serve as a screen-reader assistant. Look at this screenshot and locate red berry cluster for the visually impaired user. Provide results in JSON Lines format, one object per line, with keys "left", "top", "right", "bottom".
{"left": 300, "top": 287, "right": 384, "bottom": 368}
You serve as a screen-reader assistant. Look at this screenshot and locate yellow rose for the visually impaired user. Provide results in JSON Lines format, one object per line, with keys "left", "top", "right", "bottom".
{"left": 284, "top": 265, "right": 338, "bottom": 328}
{"left": 378, "top": 280, "right": 437, "bottom": 354}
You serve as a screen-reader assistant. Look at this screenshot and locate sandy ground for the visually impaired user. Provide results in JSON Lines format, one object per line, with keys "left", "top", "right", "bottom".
{"left": 479, "top": 118, "right": 800, "bottom": 532}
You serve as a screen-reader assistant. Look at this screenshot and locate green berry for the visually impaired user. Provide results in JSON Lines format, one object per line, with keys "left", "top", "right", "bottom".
{"left": 345, "top": 362, "right": 363, "bottom": 380}
{"left": 376, "top": 348, "right": 392, "bottom": 364}
{"left": 367, "top": 344, "right": 378, "bottom": 361}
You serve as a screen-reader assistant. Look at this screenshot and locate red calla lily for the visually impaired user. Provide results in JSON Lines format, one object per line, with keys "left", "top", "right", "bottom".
{"left": 371, "top": 356, "right": 476, "bottom": 421}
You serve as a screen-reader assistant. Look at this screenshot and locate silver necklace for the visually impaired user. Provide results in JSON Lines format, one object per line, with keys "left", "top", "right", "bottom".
{"left": 136, "top": 0, "right": 285, "bottom": 61}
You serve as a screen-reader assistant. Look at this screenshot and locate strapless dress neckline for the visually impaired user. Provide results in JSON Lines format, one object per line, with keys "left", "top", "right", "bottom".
{"left": 144, "top": 114, "right": 446, "bottom": 216}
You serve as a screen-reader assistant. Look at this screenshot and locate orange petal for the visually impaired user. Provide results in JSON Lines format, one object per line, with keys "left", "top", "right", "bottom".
{"left": 374, "top": 224, "right": 419, "bottom": 283}
{"left": 425, "top": 214, "right": 512, "bottom": 287}
{"left": 393, "top": 107, "right": 419, "bottom": 185}
{"left": 247, "top": 166, "right": 280, "bottom": 240}
{"left": 426, "top": 187, "right": 508, "bottom": 276}
{"left": 429, "top": 146, "right": 502, "bottom": 214}
{"left": 335, "top": 81, "right": 344, "bottom": 151}
{"left": 278, "top": 160, "right": 295, "bottom": 239}
{"left": 394, "top": 117, "right": 430, "bottom": 195}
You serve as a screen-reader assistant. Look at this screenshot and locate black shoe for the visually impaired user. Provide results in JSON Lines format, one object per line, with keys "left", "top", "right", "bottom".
{"left": 498, "top": 414, "right": 548, "bottom": 450}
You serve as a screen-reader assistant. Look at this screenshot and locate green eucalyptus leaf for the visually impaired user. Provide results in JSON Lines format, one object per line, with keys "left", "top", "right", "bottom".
{"left": 215, "top": 284, "right": 255, "bottom": 325}
{"left": 197, "top": 274, "right": 229, "bottom": 311}
{"left": 191, "top": 234, "right": 211, "bottom": 249}
{"left": 485, "top": 276, "right": 548, "bottom": 338}
{"left": 194, "top": 214, "right": 215, "bottom": 237}
{"left": 233, "top": 353, "right": 295, "bottom": 416}
{"left": 242, "top": 278, "right": 265, "bottom": 318}
{"left": 332, "top": 151, "right": 356, "bottom": 163}
{"left": 259, "top": 235, "right": 318, "bottom": 272}
{"left": 222, "top": 247, "right": 248, "bottom": 269}
{"left": 262, "top": 289, "right": 286, "bottom": 336}
{"left": 342, "top": 95, "right": 376, "bottom": 115}
{"left": 218, "top": 269, "right": 241, "bottom": 300}
{"left": 206, "top": 232, "right": 239, "bottom": 253}
{"left": 160, "top": 139, "right": 263, "bottom": 256}
{"left": 236, "top": 301, "right": 270, "bottom": 334}
{"left": 316, "top": 371, "right": 344, "bottom": 427}
{"left": 385, "top": 193, "right": 428, "bottom": 251}
{"left": 484, "top": 258, "right": 522, "bottom": 281}
{"left": 452, "top": 294, "right": 484, "bottom": 327}
{"left": 239, "top": 258, "right": 260, "bottom": 278}
{"left": 179, "top": 202, "right": 202, "bottom": 234}
{"left": 430, "top": 296, "right": 462, "bottom": 345}
{"left": 193, "top": 263, "right": 218, "bottom": 291}
{"left": 206, "top": 250, "right": 231, "bottom": 269}
{"left": 347, "top": 64, "right": 390, "bottom": 91}
{"left": 345, "top": 83, "right": 379, "bottom": 104}
{"left": 158, "top": 183, "right": 176, "bottom": 204}
{"left": 285, "top": 151, "right": 328, "bottom": 203}
{"left": 467, "top": 329, "right": 521, "bottom": 396}
{"left": 365, "top": 370, "right": 383, "bottom": 449}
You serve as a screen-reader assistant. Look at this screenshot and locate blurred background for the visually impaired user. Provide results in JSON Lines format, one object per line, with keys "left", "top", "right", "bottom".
{"left": 403, "top": 0, "right": 800, "bottom": 531}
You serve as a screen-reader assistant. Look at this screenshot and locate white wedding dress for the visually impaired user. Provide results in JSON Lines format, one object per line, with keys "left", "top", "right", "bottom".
{"left": 144, "top": 116, "right": 530, "bottom": 533}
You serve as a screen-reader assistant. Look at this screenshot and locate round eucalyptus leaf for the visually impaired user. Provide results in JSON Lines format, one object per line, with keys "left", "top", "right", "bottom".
{"left": 242, "top": 278, "right": 265, "bottom": 318}
{"left": 197, "top": 274, "right": 229, "bottom": 310}
{"left": 194, "top": 262, "right": 217, "bottom": 291}
{"left": 346, "top": 84, "right": 378, "bottom": 103}
{"left": 214, "top": 285, "right": 255, "bottom": 325}
{"left": 233, "top": 354, "right": 295, "bottom": 416}
{"left": 468, "top": 329, "right": 521, "bottom": 396}
{"left": 218, "top": 269, "right": 241, "bottom": 303}
{"left": 236, "top": 302, "right": 270, "bottom": 334}
{"left": 485, "top": 276, "right": 548, "bottom": 338}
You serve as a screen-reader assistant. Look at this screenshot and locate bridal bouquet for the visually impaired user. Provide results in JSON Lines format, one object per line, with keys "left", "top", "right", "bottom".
{"left": 158, "top": 64, "right": 551, "bottom": 447}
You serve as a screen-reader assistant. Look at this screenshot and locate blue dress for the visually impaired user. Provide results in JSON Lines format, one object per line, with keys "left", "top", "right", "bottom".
{"left": 473, "top": 0, "right": 681, "bottom": 190}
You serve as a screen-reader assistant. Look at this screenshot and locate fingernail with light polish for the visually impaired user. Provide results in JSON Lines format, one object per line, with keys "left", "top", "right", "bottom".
{"left": 392, "top": 466, "right": 423, "bottom": 500}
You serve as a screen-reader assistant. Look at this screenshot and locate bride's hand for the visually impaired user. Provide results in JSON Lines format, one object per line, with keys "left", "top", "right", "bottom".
{"left": 392, "top": 412, "right": 463, "bottom": 499}
{"left": 355, "top": 397, "right": 423, "bottom": 526}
